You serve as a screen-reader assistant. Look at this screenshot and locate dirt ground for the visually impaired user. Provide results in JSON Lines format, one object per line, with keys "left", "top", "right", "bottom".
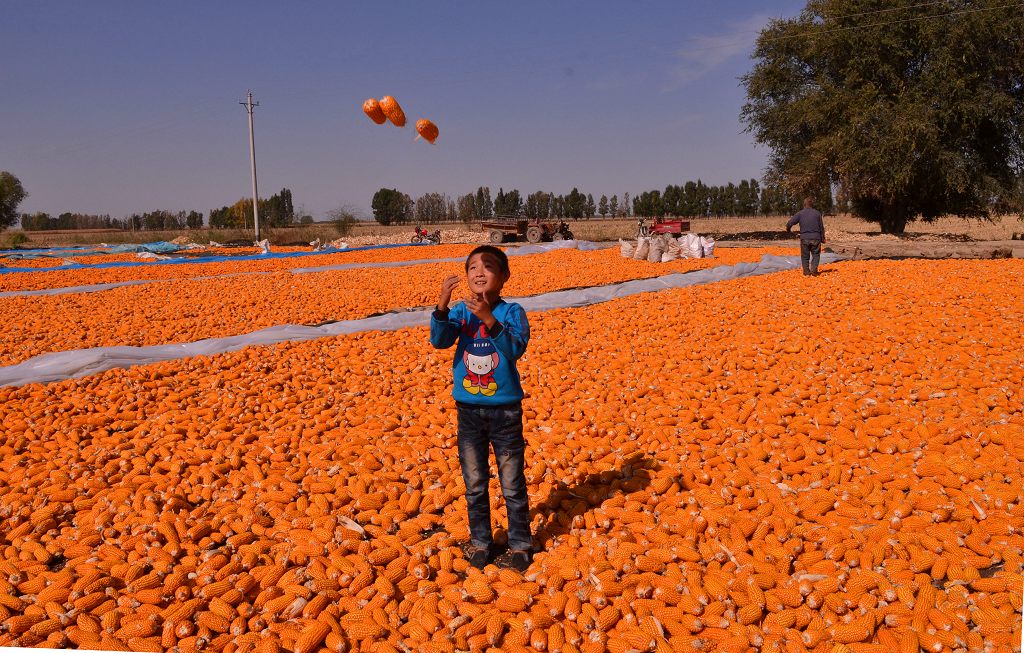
{"left": 681, "top": 215, "right": 1024, "bottom": 259}
{"left": 12, "top": 214, "right": 1024, "bottom": 259}
{"left": 437, "top": 215, "right": 1023, "bottom": 259}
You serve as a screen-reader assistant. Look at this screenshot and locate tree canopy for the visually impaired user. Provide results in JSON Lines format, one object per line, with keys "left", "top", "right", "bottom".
{"left": 741, "top": 0, "right": 1024, "bottom": 233}
{"left": 371, "top": 188, "right": 413, "bottom": 225}
{"left": 209, "top": 188, "right": 296, "bottom": 230}
{"left": 0, "top": 171, "right": 28, "bottom": 230}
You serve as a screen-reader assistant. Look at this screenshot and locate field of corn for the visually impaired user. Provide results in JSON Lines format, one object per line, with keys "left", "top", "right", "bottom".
{"left": 0, "top": 242, "right": 1022, "bottom": 653}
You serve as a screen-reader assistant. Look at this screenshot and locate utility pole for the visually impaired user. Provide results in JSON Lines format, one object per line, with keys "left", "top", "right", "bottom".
{"left": 240, "top": 90, "right": 261, "bottom": 241}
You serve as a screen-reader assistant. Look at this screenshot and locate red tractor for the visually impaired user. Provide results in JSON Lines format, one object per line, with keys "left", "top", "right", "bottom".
{"left": 482, "top": 217, "right": 574, "bottom": 244}
{"left": 637, "top": 217, "right": 690, "bottom": 237}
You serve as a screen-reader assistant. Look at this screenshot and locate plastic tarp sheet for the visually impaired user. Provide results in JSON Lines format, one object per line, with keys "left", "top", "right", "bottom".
{"left": 0, "top": 240, "right": 617, "bottom": 296}
{"left": 0, "top": 253, "right": 842, "bottom": 387}
{"left": 0, "top": 242, "right": 429, "bottom": 274}
{"left": 291, "top": 240, "right": 614, "bottom": 274}
{"left": 0, "top": 245, "right": 94, "bottom": 256}
{"left": 0, "top": 252, "right": 64, "bottom": 260}
{"left": 0, "top": 253, "right": 90, "bottom": 262}
{"left": 107, "top": 241, "right": 181, "bottom": 254}
{"left": 0, "top": 241, "right": 182, "bottom": 260}
{"left": 0, "top": 272, "right": 263, "bottom": 298}
{"left": 505, "top": 239, "right": 612, "bottom": 255}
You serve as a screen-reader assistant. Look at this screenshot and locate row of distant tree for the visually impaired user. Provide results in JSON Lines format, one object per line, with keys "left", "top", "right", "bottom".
{"left": 208, "top": 189, "right": 296, "bottom": 229}
{"left": 19, "top": 210, "right": 205, "bottom": 232}
{"left": 8, "top": 175, "right": 837, "bottom": 234}
{"left": 633, "top": 180, "right": 837, "bottom": 218}
{"left": 15, "top": 187, "right": 300, "bottom": 232}
{"left": 371, "top": 181, "right": 840, "bottom": 225}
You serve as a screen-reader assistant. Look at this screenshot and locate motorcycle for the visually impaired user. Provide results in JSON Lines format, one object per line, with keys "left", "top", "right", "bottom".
{"left": 411, "top": 227, "right": 441, "bottom": 245}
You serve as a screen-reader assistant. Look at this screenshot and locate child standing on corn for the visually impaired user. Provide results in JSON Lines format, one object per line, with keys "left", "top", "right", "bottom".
{"left": 430, "top": 245, "right": 533, "bottom": 571}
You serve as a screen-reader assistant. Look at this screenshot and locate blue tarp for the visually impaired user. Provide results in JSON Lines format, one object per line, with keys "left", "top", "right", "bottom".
{"left": 0, "top": 242, "right": 428, "bottom": 274}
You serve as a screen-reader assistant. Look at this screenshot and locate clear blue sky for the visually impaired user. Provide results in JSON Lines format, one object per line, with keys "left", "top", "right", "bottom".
{"left": 2, "top": 1, "right": 804, "bottom": 220}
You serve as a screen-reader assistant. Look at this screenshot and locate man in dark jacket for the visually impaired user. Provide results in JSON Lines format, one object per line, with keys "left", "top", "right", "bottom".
{"left": 786, "top": 198, "right": 826, "bottom": 276}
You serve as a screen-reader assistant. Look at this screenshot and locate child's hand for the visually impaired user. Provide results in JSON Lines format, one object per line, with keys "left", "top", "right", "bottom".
{"left": 464, "top": 293, "right": 495, "bottom": 327}
{"left": 438, "top": 275, "right": 460, "bottom": 310}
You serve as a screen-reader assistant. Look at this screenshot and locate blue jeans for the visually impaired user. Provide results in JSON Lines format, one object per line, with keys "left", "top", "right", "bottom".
{"left": 800, "top": 239, "right": 822, "bottom": 275}
{"left": 456, "top": 402, "right": 532, "bottom": 552}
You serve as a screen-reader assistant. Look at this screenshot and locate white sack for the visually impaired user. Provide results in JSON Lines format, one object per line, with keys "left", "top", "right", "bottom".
{"left": 647, "top": 238, "right": 665, "bottom": 263}
{"left": 684, "top": 233, "right": 703, "bottom": 259}
{"left": 701, "top": 236, "right": 716, "bottom": 258}
{"left": 633, "top": 237, "right": 651, "bottom": 260}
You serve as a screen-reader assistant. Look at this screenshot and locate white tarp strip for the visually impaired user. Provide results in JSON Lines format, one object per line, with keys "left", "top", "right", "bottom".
{"left": 0, "top": 241, "right": 617, "bottom": 298}
{"left": 289, "top": 257, "right": 463, "bottom": 274}
{"left": 0, "top": 272, "right": 276, "bottom": 298}
{"left": 0, "top": 279, "right": 160, "bottom": 298}
{"left": 0, "top": 253, "right": 838, "bottom": 387}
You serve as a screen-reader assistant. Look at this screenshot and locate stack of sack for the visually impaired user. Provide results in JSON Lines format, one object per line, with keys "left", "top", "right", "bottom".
{"left": 619, "top": 233, "right": 715, "bottom": 262}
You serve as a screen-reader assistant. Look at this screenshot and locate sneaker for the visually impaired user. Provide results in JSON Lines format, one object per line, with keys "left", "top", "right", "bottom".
{"left": 466, "top": 547, "right": 489, "bottom": 570}
{"left": 509, "top": 550, "right": 532, "bottom": 572}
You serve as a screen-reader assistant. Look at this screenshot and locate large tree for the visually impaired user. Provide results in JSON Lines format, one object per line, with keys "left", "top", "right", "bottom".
{"left": 524, "top": 191, "right": 551, "bottom": 219}
{"left": 456, "top": 193, "right": 478, "bottom": 223}
{"left": 371, "top": 188, "right": 412, "bottom": 225}
{"left": 474, "top": 187, "right": 493, "bottom": 219}
{"left": 414, "top": 192, "right": 449, "bottom": 223}
{"left": 564, "top": 188, "right": 586, "bottom": 219}
{"left": 0, "top": 172, "right": 28, "bottom": 230}
{"left": 263, "top": 188, "right": 295, "bottom": 228}
{"left": 493, "top": 188, "right": 523, "bottom": 217}
{"left": 633, "top": 190, "right": 663, "bottom": 217}
{"left": 741, "top": 0, "right": 1024, "bottom": 233}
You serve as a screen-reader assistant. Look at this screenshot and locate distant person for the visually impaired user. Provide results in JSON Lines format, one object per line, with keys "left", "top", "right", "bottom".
{"left": 786, "top": 198, "right": 826, "bottom": 276}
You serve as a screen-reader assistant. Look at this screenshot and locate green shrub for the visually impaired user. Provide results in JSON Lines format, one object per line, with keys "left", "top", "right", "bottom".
{"left": 332, "top": 212, "right": 358, "bottom": 237}
{"left": 6, "top": 232, "right": 30, "bottom": 248}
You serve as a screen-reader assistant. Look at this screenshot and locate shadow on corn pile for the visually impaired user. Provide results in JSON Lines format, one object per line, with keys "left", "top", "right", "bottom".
{"left": 531, "top": 453, "right": 655, "bottom": 549}
{"left": 448, "top": 454, "right": 656, "bottom": 570}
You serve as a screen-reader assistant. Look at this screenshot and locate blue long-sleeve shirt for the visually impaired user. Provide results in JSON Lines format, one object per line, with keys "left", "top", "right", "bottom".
{"left": 430, "top": 299, "right": 529, "bottom": 405}
{"left": 786, "top": 208, "right": 826, "bottom": 241}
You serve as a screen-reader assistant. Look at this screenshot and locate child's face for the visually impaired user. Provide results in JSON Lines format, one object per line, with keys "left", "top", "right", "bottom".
{"left": 466, "top": 253, "right": 509, "bottom": 297}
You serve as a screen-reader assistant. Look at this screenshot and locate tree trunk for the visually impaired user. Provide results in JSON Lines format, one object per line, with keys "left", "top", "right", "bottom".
{"left": 878, "top": 204, "right": 908, "bottom": 235}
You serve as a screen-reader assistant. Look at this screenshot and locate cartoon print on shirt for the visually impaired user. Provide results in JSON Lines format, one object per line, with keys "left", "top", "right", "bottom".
{"left": 463, "top": 338, "right": 499, "bottom": 396}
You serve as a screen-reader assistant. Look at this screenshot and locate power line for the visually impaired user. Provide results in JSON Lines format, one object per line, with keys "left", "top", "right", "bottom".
{"left": 818, "top": 0, "right": 964, "bottom": 22}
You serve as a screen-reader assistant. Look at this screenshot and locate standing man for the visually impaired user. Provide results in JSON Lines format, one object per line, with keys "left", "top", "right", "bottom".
{"left": 786, "top": 198, "right": 826, "bottom": 276}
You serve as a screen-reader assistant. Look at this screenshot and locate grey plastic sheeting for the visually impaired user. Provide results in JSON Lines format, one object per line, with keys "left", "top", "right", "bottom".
{"left": 0, "top": 272, "right": 276, "bottom": 298}
{"left": 0, "top": 240, "right": 616, "bottom": 298}
{"left": 0, "top": 253, "right": 840, "bottom": 388}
